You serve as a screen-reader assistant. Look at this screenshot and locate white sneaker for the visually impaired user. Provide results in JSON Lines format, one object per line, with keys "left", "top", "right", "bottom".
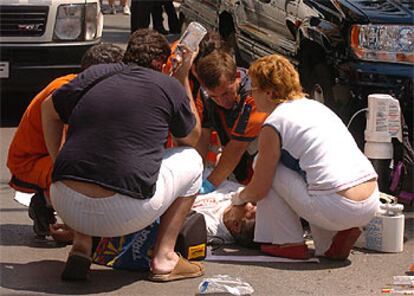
{"left": 122, "top": 5, "right": 130, "bottom": 15}
{"left": 110, "top": 5, "right": 117, "bottom": 14}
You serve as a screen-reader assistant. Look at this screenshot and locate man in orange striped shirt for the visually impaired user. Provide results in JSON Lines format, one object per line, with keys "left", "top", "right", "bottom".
{"left": 196, "top": 50, "right": 268, "bottom": 193}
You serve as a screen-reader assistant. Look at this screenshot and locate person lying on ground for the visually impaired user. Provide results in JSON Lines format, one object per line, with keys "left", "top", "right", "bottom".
{"left": 52, "top": 179, "right": 258, "bottom": 252}
{"left": 6, "top": 44, "right": 125, "bottom": 239}
{"left": 192, "top": 180, "right": 257, "bottom": 249}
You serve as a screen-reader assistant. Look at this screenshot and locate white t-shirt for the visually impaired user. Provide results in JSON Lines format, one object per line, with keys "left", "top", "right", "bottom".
{"left": 192, "top": 180, "right": 244, "bottom": 244}
{"left": 264, "top": 98, "right": 377, "bottom": 195}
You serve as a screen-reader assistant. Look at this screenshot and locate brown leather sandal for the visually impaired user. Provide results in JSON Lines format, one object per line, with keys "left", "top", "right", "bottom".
{"left": 148, "top": 253, "right": 205, "bottom": 282}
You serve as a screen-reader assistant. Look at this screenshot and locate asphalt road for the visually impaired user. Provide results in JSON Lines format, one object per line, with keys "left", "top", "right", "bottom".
{"left": 1, "top": 8, "right": 413, "bottom": 296}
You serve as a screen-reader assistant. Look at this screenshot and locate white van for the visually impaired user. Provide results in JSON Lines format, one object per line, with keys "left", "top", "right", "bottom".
{"left": 0, "top": 0, "right": 103, "bottom": 96}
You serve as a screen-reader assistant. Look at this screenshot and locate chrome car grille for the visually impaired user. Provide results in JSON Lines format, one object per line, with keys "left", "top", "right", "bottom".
{"left": 0, "top": 6, "right": 49, "bottom": 37}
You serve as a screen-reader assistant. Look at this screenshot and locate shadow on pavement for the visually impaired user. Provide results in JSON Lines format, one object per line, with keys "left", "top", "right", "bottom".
{"left": 206, "top": 258, "right": 351, "bottom": 271}
{"left": 0, "top": 224, "right": 67, "bottom": 249}
{"left": 206, "top": 246, "right": 352, "bottom": 271}
{"left": 404, "top": 216, "right": 414, "bottom": 242}
{"left": 0, "top": 261, "right": 146, "bottom": 295}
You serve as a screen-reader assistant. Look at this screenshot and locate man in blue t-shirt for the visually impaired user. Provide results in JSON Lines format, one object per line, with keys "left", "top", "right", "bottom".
{"left": 41, "top": 29, "right": 204, "bottom": 282}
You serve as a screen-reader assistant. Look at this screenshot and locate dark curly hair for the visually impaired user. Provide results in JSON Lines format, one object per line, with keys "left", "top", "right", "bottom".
{"left": 80, "top": 43, "right": 124, "bottom": 70}
{"left": 123, "top": 29, "right": 171, "bottom": 70}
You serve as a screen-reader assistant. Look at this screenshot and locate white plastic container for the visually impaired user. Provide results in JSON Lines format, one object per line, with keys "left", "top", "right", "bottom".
{"left": 364, "top": 94, "right": 402, "bottom": 160}
{"left": 356, "top": 203, "right": 405, "bottom": 252}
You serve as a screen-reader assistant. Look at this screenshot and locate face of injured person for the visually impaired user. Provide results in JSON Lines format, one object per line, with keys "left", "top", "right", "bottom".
{"left": 224, "top": 202, "right": 256, "bottom": 234}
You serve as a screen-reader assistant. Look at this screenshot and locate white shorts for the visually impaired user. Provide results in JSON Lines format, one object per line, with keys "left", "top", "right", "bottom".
{"left": 255, "top": 164, "right": 380, "bottom": 255}
{"left": 50, "top": 147, "right": 203, "bottom": 237}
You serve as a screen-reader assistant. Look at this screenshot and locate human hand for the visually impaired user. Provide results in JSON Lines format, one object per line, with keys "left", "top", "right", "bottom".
{"left": 171, "top": 44, "right": 198, "bottom": 80}
{"left": 230, "top": 190, "right": 246, "bottom": 206}
{"left": 49, "top": 223, "right": 74, "bottom": 244}
{"left": 199, "top": 179, "right": 216, "bottom": 194}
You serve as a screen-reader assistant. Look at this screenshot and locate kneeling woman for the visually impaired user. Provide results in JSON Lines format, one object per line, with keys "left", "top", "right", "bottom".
{"left": 232, "top": 54, "right": 379, "bottom": 260}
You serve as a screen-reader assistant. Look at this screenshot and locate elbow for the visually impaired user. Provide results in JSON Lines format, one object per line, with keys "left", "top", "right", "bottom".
{"left": 255, "top": 189, "right": 269, "bottom": 201}
{"left": 187, "top": 124, "right": 202, "bottom": 147}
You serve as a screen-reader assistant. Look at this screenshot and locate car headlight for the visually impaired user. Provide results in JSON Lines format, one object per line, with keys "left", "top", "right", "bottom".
{"left": 85, "top": 4, "right": 99, "bottom": 40}
{"left": 54, "top": 4, "right": 101, "bottom": 41}
{"left": 351, "top": 24, "right": 414, "bottom": 64}
{"left": 54, "top": 5, "right": 83, "bottom": 40}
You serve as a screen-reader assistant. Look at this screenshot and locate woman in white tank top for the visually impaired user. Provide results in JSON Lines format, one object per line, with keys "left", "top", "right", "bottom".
{"left": 230, "top": 54, "right": 380, "bottom": 260}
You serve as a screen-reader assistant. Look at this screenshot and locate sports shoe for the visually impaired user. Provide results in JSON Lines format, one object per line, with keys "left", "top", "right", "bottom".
{"left": 324, "top": 227, "right": 362, "bottom": 261}
{"left": 28, "top": 192, "right": 56, "bottom": 238}
{"left": 110, "top": 5, "right": 117, "bottom": 14}
{"left": 122, "top": 5, "right": 130, "bottom": 15}
{"left": 261, "top": 243, "right": 310, "bottom": 260}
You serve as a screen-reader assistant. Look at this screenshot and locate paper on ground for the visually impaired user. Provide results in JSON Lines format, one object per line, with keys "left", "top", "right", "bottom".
{"left": 14, "top": 191, "right": 34, "bottom": 207}
{"left": 206, "top": 248, "right": 319, "bottom": 263}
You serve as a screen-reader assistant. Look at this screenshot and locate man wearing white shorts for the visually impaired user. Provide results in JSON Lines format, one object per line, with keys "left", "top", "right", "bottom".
{"left": 42, "top": 29, "right": 205, "bottom": 282}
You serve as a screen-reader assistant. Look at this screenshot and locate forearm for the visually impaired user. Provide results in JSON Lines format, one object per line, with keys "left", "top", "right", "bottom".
{"left": 195, "top": 128, "right": 211, "bottom": 161}
{"left": 233, "top": 126, "right": 281, "bottom": 204}
{"left": 183, "top": 78, "right": 201, "bottom": 135}
{"left": 207, "top": 141, "right": 249, "bottom": 187}
{"left": 173, "top": 81, "right": 201, "bottom": 147}
{"left": 239, "top": 178, "right": 270, "bottom": 203}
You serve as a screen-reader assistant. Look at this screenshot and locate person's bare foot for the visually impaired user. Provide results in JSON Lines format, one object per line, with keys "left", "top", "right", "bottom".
{"left": 150, "top": 251, "right": 179, "bottom": 274}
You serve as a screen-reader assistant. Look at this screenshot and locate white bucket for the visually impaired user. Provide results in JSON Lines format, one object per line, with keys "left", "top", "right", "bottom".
{"left": 356, "top": 203, "right": 405, "bottom": 253}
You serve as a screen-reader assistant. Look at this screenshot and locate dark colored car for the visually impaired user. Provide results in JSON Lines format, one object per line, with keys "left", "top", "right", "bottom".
{"left": 180, "top": 0, "right": 413, "bottom": 143}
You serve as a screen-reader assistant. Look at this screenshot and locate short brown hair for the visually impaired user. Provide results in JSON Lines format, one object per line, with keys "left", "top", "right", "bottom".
{"left": 248, "top": 54, "right": 304, "bottom": 103}
{"left": 231, "top": 218, "right": 258, "bottom": 249}
{"left": 196, "top": 50, "right": 237, "bottom": 89}
{"left": 123, "top": 29, "right": 171, "bottom": 70}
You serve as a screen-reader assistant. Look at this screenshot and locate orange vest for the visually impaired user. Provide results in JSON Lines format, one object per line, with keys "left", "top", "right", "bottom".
{"left": 7, "top": 74, "right": 76, "bottom": 193}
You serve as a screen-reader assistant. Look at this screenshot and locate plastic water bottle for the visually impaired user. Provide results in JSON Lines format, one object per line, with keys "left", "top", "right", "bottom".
{"left": 198, "top": 275, "right": 254, "bottom": 295}
{"left": 171, "top": 21, "right": 207, "bottom": 74}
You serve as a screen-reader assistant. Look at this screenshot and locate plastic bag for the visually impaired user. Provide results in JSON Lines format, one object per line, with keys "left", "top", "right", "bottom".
{"left": 198, "top": 275, "right": 254, "bottom": 296}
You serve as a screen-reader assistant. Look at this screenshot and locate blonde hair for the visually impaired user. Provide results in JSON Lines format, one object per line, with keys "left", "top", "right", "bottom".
{"left": 249, "top": 54, "right": 305, "bottom": 104}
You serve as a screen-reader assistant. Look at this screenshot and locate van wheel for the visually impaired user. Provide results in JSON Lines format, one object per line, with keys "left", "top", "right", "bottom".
{"left": 307, "top": 62, "right": 335, "bottom": 109}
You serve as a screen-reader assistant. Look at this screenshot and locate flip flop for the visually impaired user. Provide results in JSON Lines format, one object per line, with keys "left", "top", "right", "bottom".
{"left": 61, "top": 251, "right": 92, "bottom": 281}
{"left": 148, "top": 254, "right": 205, "bottom": 282}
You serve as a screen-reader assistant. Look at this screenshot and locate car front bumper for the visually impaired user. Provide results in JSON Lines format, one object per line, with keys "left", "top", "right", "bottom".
{"left": 0, "top": 39, "right": 101, "bottom": 95}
